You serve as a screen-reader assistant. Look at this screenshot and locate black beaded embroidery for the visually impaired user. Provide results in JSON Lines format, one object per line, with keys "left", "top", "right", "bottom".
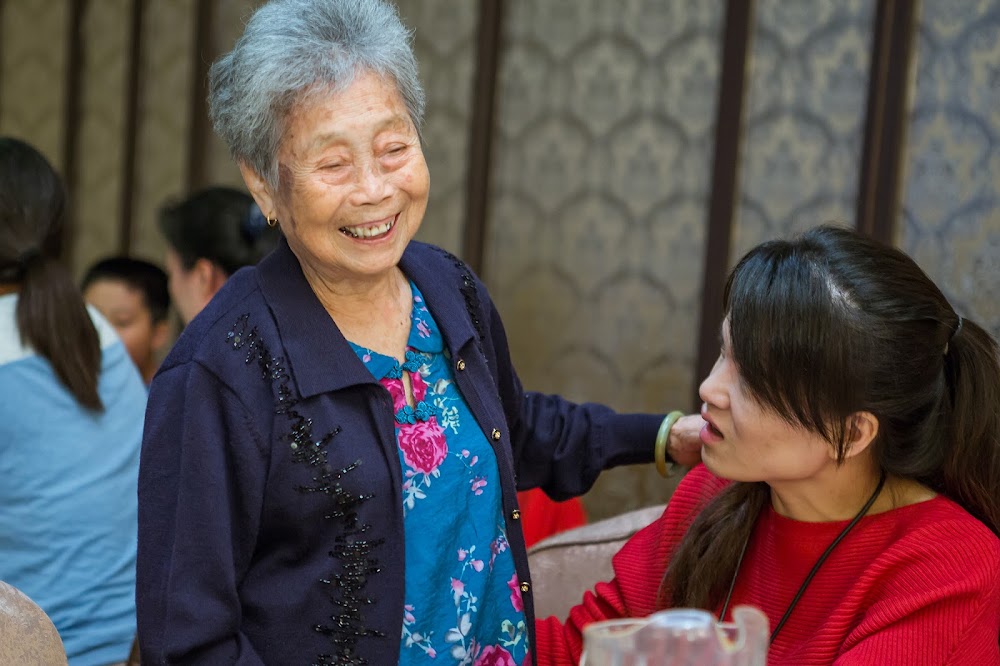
{"left": 433, "top": 248, "right": 484, "bottom": 343}
{"left": 227, "top": 314, "right": 384, "bottom": 665}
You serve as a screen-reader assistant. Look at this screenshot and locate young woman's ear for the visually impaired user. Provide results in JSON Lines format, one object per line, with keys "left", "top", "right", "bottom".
{"left": 843, "top": 411, "right": 880, "bottom": 460}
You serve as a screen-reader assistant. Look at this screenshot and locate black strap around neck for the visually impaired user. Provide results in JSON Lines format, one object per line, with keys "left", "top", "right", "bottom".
{"left": 718, "top": 471, "right": 887, "bottom": 645}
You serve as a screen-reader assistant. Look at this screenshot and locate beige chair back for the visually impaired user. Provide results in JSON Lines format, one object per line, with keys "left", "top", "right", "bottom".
{"left": 0, "top": 581, "right": 67, "bottom": 665}
{"left": 527, "top": 503, "right": 667, "bottom": 620}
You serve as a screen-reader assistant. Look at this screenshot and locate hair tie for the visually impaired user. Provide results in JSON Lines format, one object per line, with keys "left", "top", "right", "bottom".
{"left": 945, "top": 316, "right": 963, "bottom": 355}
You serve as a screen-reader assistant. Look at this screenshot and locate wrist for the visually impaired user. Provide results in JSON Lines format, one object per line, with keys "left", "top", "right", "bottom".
{"left": 654, "top": 411, "right": 684, "bottom": 478}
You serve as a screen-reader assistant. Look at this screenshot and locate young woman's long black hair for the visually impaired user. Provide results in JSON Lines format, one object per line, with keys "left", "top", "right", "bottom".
{"left": 0, "top": 137, "right": 103, "bottom": 410}
{"left": 665, "top": 225, "right": 1000, "bottom": 610}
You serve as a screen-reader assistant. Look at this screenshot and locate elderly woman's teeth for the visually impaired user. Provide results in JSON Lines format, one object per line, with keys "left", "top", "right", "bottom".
{"left": 340, "top": 218, "right": 394, "bottom": 239}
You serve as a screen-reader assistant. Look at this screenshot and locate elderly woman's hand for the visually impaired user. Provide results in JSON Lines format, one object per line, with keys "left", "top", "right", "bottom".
{"left": 668, "top": 414, "right": 705, "bottom": 467}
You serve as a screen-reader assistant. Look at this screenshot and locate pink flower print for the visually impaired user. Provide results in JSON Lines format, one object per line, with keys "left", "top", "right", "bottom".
{"left": 471, "top": 558, "right": 484, "bottom": 572}
{"left": 404, "top": 604, "right": 416, "bottom": 624}
{"left": 397, "top": 417, "right": 448, "bottom": 475}
{"left": 474, "top": 645, "right": 516, "bottom": 666}
{"left": 470, "top": 477, "right": 487, "bottom": 496}
{"left": 457, "top": 548, "right": 468, "bottom": 561}
{"left": 409, "top": 370, "right": 428, "bottom": 403}
{"left": 362, "top": 353, "right": 372, "bottom": 363}
{"left": 417, "top": 319, "right": 432, "bottom": 338}
{"left": 427, "top": 647, "right": 437, "bottom": 658}
{"left": 384, "top": 378, "right": 408, "bottom": 412}
{"left": 450, "top": 577, "right": 465, "bottom": 601}
{"left": 461, "top": 449, "right": 470, "bottom": 458}
{"left": 470, "top": 455, "right": 479, "bottom": 466}
{"left": 508, "top": 573, "right": 524, "bottom": 612}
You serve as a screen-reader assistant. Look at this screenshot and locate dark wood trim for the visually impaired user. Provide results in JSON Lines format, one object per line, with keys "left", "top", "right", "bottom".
{"left": 692, "top": 0, "right": 756, "bottom": 410}
{"left": 462, "top": 0, "right": 504, "bottom": 274}
{"left": 61, "top": 0, "right": 86, "bottom": 268}
{"left": 186, "top": 0, "right": 213, "bottom": 192}
{"left": 856, "top": 0, "right": 918, "bottom": 244}
{"left": 118, "top": 0, "right": 144, "bottom": 255}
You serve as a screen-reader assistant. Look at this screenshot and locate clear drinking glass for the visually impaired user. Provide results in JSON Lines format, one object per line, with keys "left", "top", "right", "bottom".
{"left": 579, "top": 606, "right": 768, "bottom": 666}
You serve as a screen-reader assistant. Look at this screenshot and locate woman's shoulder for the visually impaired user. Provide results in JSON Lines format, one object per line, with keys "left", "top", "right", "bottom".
{"left": 870, "top": 494, "right": 1000, "bottom": 589}
{"left": 160, "top": 272, "right": 274, "bottom": 376}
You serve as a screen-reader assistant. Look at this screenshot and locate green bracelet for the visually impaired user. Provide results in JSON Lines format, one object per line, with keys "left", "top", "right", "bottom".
{"left": 655, "top": 411, "right": 685, "bottom": 478}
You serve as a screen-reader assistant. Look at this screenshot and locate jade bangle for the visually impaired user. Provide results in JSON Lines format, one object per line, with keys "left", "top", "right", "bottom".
{"left": 655, "top": 411, "right": 685, "bottom": 478}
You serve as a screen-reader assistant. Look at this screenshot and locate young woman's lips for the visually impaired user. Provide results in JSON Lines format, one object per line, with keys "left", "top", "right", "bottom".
{"left": 700, "top": 409, "right": 725, "bottom": 445}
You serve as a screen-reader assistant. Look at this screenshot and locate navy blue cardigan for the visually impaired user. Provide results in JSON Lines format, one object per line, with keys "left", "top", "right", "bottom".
{"left": 137, "top": 239, "right": 660, "bottom": 664}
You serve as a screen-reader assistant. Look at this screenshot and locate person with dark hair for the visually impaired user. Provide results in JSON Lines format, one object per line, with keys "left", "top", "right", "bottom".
{"left": 0, "top": 136, "right": 146, "bottom": 665}
{"left": 536, "top": 225, "right": 1000, "bottom": 665}
{"left": 82, "top": 256, "right": 170, "bottom": 385}
{"left": 135, "top": 1, "right": 703, "bottom": 664}
{"left": 158, "top": 186, "right": 279, "bottom": 324}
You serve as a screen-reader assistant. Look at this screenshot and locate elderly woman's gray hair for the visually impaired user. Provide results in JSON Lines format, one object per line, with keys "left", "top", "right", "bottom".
{"left": 208, "top": 0, "right": 425, "bottom": 188}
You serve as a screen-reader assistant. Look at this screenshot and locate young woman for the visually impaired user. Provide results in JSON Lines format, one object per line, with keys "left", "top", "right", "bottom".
{"left": 0, "top": 137, "right": 147, "bottom": 665}
{"left": 537, "top": 225, "right": 1000, "bottom": 665}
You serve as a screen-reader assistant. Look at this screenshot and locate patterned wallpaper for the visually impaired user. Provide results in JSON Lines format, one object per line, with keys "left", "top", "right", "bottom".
{"left": 0, "top": 0, "right": 69, "bottom": 171}
{"left": 131, "top": 0, "right": 197, "bottom": 265}
{"left": 484, "top": 0, "right": 724, "bottom": 519}
{"left": 899, "top": 0, "right": 1000, "bottom": 339}
{"left": 396, "top": 0, "right": 477, "bottom": 257}
{"left": 71, "top": 0, "right": 130, "bottom": 277}
{"left": 732, "top": 0, "right": 875, "bottom": 260}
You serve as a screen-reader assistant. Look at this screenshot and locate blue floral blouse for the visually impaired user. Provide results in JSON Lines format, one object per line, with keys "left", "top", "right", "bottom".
{"left": 349, "top": 282, "right": 529, "bottom": 665}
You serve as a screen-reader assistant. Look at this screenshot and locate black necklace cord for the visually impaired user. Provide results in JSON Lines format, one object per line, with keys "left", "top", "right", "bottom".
{"left": 717, "top": 470, "right": 888, "bottom": 645}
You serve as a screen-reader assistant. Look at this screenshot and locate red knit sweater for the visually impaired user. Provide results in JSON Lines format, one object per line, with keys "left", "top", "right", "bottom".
{"left": 536, "top": 465, "right": 1000, "bottom": 665}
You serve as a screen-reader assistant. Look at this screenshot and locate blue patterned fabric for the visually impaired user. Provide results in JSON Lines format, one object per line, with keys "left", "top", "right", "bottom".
{"left": 350, "top": 282, "right": 529, "bottom": 664}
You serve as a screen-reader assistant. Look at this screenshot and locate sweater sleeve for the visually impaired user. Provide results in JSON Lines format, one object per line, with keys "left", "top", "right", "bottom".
{"left": 833, "top": 521, "right": 1000, "bottom": 666}
{"left": 137, "top": 362, "right": 269, "bottom": 665}
{"left": 480, "top": 289, "right": 662, "bottom": 499}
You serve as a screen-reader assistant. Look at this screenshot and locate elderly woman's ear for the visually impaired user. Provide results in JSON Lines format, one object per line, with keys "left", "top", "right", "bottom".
{"left": 239, "top": 162, "right": 277, "bottom": 223}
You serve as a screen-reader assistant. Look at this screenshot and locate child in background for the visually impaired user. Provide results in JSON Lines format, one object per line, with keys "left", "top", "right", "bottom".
{"left": 82, "top": 257, "right": 170, "bottom": 386}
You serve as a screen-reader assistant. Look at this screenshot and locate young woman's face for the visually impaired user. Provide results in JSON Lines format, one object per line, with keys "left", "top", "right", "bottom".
{"left": 698, "top": 320, "right": 836, "bottom": 483}
{"left": 164, "top": 248, "right": 209, "bottom": 325}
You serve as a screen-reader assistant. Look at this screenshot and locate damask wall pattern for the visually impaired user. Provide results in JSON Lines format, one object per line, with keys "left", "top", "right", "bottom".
{"left": 485, "top": 0, "right": 724, "bottom": 519}
{"left": 0, "top": 0, "right": 69, "bottom": 171}
{"left": 899, "top": 0, "right": 1000, "bottom": 340}
{"left": 131, "top": 0, "right": 197, "bottom": 264}
{"left": 395, "top": 0, "right": 477, "bottom": 257}
{"left": 732, "top": 0, "right": 875, "bottom": 260}
{"left": 71, "top": 0, "right": 131, "bottom": 277}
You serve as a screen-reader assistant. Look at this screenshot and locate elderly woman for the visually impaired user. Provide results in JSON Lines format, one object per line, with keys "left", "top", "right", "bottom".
{"left": 135, "top": 1, "right": 701, "bottom": 664}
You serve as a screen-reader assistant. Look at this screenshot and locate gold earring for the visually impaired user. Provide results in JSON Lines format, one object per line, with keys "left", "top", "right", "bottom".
{"left": 266, "top": 214, "right": 278, "bottom": 228}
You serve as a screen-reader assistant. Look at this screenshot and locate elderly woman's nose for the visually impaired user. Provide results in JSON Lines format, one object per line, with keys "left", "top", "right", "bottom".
{"left": 351, "top": 158, "right": 392, "bottom": 204}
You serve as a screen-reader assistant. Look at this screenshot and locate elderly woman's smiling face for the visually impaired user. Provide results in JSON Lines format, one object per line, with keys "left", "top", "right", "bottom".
{"left": 242, "top": 69, "right": 429, "bottom": 286}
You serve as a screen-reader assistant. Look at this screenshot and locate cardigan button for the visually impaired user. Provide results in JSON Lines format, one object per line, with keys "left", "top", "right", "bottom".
{"left": 520, "top": 582, "right": 530, "bottom": 594}
{"left": 456, "top": 359, "right": 466, "bottom": 371}
{"left": 491, "top": 428, "right": 501, "bottom": 441}
{"left": 511, "top": 509, "right": 521, "bottom": 520}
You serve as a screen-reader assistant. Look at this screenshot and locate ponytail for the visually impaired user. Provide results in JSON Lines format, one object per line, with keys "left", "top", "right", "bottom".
{"left": 938, "top": 317, "right": 1000, "bottom": 535}
{"left": 16, "top": 253, "right": 104, "bottom": 411}
{"left": 664, "top": 482, "right": 770, "bottom": 610}
{"left": 0, "top": 136, "right": 103, "bottom": 412}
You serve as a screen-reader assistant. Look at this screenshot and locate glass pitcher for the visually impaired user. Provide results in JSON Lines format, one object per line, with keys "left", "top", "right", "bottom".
{"left": 579, "top": 605, "right": 768, "bottom": 665}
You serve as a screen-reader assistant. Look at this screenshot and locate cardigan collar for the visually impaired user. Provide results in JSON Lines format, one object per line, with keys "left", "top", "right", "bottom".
{"left": 255, "top": 238, "right": 477, "bottom": 398}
